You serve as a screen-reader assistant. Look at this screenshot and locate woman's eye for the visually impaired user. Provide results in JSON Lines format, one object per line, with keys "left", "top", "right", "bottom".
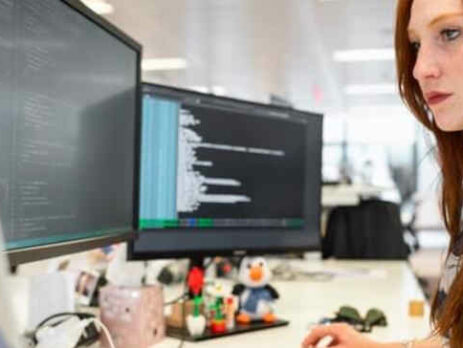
{"left": 441, "top": 28, "right": 461, "bottom": 41}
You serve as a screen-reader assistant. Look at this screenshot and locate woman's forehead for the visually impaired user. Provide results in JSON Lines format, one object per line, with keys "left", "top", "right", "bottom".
{"left": 408, "top": 0, "right": 463, "bottom": 33}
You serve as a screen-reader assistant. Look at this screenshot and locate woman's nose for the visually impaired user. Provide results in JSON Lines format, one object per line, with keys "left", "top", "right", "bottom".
{"left": 413, "top": 43, "right": 442, "bottom": 82}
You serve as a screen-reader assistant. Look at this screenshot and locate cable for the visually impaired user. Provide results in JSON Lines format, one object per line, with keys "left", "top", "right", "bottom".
{"left": 30, "top": 312, "right": 96, "bottom": 346}
{"left": 36, "top": 312, "right": 94, "bottom": 330}
{"left": 90, "top": 318, "right": 116, "bottom": 348}
{"left": 164, "top": 292, "right": 189, "bottom": 307}
{"left": 33, "top": 312, "right": 115, "bottom": 348}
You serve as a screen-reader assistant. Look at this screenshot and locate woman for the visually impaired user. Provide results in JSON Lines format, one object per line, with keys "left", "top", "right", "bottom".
{"left": 302, "top": 0, "right": 463, "bottom": 347}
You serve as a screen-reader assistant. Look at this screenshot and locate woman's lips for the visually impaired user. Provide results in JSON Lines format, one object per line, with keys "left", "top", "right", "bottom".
{"left": 426, "top": 92, "right": 453, "bottom": 106}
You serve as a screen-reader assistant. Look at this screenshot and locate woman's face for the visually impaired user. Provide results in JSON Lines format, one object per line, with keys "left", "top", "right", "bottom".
{"left": 409, "top": 0, "right": 463, "bottom": 131}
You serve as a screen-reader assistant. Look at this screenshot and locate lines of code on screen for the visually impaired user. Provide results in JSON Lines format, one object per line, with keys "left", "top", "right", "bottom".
{"left": 0, "top": 0, "right": 137, "bottom": 249}
{"left": 140, "top": 95, "right": 307, "bottom": 230}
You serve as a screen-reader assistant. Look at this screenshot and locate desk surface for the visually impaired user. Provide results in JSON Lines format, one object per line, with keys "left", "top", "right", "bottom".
{"left": 152, "top": 260, "right": 430, "bottom": 348}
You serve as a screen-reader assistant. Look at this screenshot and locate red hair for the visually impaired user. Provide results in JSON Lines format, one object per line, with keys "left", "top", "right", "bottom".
{"left": 395, "top": 0, "right": 463, "bottom": 346}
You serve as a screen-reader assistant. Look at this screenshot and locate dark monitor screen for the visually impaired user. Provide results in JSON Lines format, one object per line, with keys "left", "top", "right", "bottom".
{"left": 0, "top": 0, "right": 141, "bottom": 265}
{"left": 129, "top": 84, "right": 322, "bottom": 260}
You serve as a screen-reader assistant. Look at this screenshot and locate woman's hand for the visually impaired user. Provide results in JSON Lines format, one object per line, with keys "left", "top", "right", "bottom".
{"left": 302, "top": 323, "right": 386, "bottom": 348}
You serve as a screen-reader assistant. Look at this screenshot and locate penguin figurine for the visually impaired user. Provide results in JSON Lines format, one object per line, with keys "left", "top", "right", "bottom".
{"left": 232, "top": 257, "right": 279, "bottom": 324}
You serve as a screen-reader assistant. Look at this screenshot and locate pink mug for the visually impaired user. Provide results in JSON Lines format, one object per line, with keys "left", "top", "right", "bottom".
{"left": 99, "top": 285, "right": 165, "bottom": 348}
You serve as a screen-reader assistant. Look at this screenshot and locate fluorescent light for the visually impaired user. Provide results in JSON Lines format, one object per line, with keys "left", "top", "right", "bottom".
{"left": 81, "top": 0, "right": 114, "bottom": 15}
{"left": 142, "top": 58, "right": 187, "bottom": 71}
{"left": 344, "top": 84, "right": 398, "bottom": 95}
{"left": 333, "top": 48, "right": 395, "bottom": 62}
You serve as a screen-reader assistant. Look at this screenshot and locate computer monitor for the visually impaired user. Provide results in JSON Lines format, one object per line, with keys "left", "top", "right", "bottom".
{"left": 129, "top": 84, "right": 323, "bottom": 261}
{"left": 1, "top": 0, "right": 142, "bottom": 266}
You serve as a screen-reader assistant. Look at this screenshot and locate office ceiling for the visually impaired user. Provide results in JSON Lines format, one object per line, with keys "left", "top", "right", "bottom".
{"left": 99, "top": 0, "right": 400, "bottom": 114}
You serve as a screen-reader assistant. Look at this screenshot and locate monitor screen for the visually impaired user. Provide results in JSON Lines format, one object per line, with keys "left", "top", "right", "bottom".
{"left": 0, "top": 0, "right": 141, "bottom": 265}
{"left": 129, "top": 84, "right": 322, "bottom": 259}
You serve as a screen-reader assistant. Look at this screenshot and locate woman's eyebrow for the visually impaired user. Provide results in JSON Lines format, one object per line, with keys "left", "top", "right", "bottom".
{"left": 429, "top": 12, "right": 463, "bottom": 27}
{"left": 407, "top": 13, "right": 463, "bottom": 38}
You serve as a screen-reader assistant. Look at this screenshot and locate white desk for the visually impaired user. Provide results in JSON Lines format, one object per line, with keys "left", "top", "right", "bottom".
{"left": 152, "top": 260, "right": 430, "bottom": 348}
{"left": 14, "top": 258, "right": 430, "bottom": 348}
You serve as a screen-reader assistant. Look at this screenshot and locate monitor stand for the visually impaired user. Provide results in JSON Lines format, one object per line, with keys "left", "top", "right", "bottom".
{"left": 165, "top": 256, "right": 289, "bottom": 342}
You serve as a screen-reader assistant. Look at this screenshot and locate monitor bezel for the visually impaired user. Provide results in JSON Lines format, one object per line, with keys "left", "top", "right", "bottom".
{"left": 128, "top": 83, "right": 323, "bottom": 261}
{"left": 6, "top": 0, "right": 143, "bottom": 266}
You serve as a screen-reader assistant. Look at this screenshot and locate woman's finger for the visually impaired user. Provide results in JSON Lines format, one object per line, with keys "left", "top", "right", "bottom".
{"left": 302, "top": 325, "right": 341, "bottom": 346}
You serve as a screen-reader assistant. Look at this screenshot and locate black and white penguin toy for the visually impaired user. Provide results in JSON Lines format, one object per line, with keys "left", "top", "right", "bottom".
{"left": 232, "top": 257, "right": 279, "bottom": 324}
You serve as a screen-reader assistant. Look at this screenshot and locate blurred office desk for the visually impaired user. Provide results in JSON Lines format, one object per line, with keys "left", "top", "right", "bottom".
{"left": 322, "top": 184, "right": 389, "bottom": 207}
{"left": 150, "top": 260, "right": 430, "bottom": 348}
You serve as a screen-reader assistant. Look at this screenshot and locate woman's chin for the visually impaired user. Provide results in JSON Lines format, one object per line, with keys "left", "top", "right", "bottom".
{"left": 434, "top": 112, "right": 463, "bottom": 132}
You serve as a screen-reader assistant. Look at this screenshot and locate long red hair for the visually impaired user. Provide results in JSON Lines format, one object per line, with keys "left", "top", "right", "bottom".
{"left": 395, "top": 1, "right": 463, "bottom": 346}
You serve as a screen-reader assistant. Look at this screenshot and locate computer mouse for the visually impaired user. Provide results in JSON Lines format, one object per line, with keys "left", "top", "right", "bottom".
{"left": 315, "top": 335, "right": 334, "bottom": 348}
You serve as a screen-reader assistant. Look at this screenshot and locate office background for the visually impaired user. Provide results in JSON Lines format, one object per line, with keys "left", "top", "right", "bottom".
{"left": 82, "top": 0, "right": 446, "bottom": 287}
{"left": 0, "top": 0, "right": 445, "bottom": 346}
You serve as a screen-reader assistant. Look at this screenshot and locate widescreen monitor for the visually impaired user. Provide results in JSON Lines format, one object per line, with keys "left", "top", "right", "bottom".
{"left": 129, "top": 84, "right": 322, "bottom": 260}
{"left": 0, "top": 0, "right": 142, "bottom": 265}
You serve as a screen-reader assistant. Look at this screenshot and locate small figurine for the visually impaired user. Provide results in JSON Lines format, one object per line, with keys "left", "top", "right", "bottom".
{"left": 232, "top": 257, "right": 279, "bottom": 324}
{"left": 204, "top": 282, "right": 228, "bottom": 333}
{"left": 224, "top": 297, "right": 235, "bottom": 330}
{"left": 210, "top": 297, "right": 226, "bottom": 333}
{"left": 186, "top": 296, "right": 206, "bottom": 337}
{"left": 185, "top": 267, "right": 206, "bottom": 337}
